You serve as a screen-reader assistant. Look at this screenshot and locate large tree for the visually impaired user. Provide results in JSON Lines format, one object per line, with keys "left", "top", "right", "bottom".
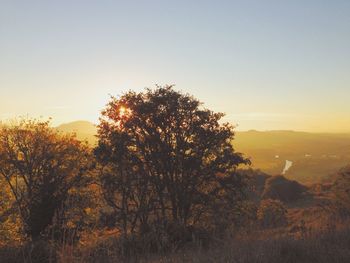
{"left": 0, "top": 119, "right": 91, "bottom": 240}
{"left": 95, "top": 86, "right": 249, "bottom": 235}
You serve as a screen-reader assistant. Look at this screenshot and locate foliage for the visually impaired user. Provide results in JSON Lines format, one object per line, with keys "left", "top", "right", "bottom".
{"left": 95, "top": 86, "right": 250, "bottom": 240}
{"left": 0, "top": 177, "right": 22, "bottom": 245}
{"left": 257, "top": 199, "right": 287, "bottom": 228}
{"left": 239, "top": 168, "right": 271, "bottom": 201}
{"left": 0, "top": 119, "right": 92, "bottom": 240}
{"left": 331, "top": 166, "right": 350, "bottom": 217}
{"left": 262, "top": 175, "right": 307, "bottom": 203}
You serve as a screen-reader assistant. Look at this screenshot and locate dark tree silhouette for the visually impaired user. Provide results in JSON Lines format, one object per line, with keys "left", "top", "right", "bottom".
{"left": 95, "top": 86, "right": 249, "bottom": 237}
{"left": 262, "top": 175, "right": 307, "bottom": 202}
{"left": 0, "top": 119, "right": 91, "bottom": 240}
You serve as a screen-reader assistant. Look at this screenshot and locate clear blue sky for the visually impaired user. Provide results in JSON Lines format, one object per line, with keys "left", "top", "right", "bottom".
{"left": 1, "top": 0, "right": 350, "bottom": 131}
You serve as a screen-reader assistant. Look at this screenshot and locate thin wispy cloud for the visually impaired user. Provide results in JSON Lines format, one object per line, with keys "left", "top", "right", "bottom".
{"left": 45, "top": 106, "right": 71, "bottom": 110}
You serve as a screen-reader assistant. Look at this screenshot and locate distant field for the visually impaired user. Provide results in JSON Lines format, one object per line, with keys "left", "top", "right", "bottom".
{"left": 56, "top": 122, "right": 350, "bottom": 183}
{"left": 235, "top": 130, "right": 350, "bottom": 183}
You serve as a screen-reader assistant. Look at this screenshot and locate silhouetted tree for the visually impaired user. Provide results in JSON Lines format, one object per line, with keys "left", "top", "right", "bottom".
{"left": 0, "top": 119, "right": 91, "bottom": 240}
{"left": 95, "top": 86, "right": 249, "bottom": 237}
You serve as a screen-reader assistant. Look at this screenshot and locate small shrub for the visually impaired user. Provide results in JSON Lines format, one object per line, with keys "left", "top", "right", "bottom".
{"left": 257, "top": 199, "right": 287, "bottom": 228}
{"left": 262, "top": 175, "right": 307, "bottom": 202}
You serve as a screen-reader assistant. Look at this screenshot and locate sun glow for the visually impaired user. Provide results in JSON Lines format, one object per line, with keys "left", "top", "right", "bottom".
{"left": 119, "top": 106, "right": 126, "bottom": 117}
{"left": 118, "top": 106, "right": 132, "bottom": 118}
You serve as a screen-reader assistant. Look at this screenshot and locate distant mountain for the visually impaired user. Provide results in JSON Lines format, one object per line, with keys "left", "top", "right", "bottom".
{"left": 56, "top": 121, "right": 97, "bottom": 145}
{"left": 56, "top": 121, "right": 350, "bottom": 183}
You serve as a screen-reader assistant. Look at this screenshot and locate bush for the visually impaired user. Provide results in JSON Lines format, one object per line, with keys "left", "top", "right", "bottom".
{"left": 262, "top": 175, "right": 307, "bottom": 203}
{"left": 257, "top": 199, "right": 287, "bottom": 228}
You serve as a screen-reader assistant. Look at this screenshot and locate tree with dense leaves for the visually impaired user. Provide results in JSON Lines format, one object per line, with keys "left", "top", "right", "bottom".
{"left": 95, "top": 86, "right": 249, "bottom": 237}
{"left": 0, "top": 177, "right": 21, "bottom": 245}
{"left": 0, "top": 119, "right": 91, "bottom": 240}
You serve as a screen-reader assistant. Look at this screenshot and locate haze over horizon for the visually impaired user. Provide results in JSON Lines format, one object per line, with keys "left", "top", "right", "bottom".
{"left": 1, "top": 0, "right": 350, "bottom": 132}
{"left": 54, "top": 120, "right": 350, "bottom": 135}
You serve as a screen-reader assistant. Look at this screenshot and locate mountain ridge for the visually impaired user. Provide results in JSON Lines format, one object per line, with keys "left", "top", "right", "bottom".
{"left": 56, "top": 121, "right": 350, "bottom": 183}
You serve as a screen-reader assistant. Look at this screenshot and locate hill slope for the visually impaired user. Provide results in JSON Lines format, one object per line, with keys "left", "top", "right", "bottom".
{"left": 56, "top": 121, "right": 97, "bottom": 145}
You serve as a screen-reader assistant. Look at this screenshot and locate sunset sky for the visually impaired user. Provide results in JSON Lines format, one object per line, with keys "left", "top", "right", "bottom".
{"left": 1, "top": 0, "right": 350, "bottom": 132}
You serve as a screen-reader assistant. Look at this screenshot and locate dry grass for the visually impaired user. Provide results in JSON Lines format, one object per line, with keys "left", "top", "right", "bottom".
{"left": 2, "top": 224, "right": 349, "bottom": 263}
{"left": 1, "top": 178, "right": 348, "bottom": 263}
{"left": 143, "top": 228, "right": 350, "bottom": 263}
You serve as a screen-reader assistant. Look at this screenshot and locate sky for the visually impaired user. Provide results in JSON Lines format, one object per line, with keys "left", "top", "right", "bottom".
{"left": 1, "top": 0, "right": 350, "bottom": 132}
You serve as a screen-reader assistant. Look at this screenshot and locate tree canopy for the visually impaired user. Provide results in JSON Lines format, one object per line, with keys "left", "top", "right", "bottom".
{"left": 95, "top": 86, "right": 249, "bottom": 238}
{"left": 0, "top": 119, "right": 91, "bottom": 239}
